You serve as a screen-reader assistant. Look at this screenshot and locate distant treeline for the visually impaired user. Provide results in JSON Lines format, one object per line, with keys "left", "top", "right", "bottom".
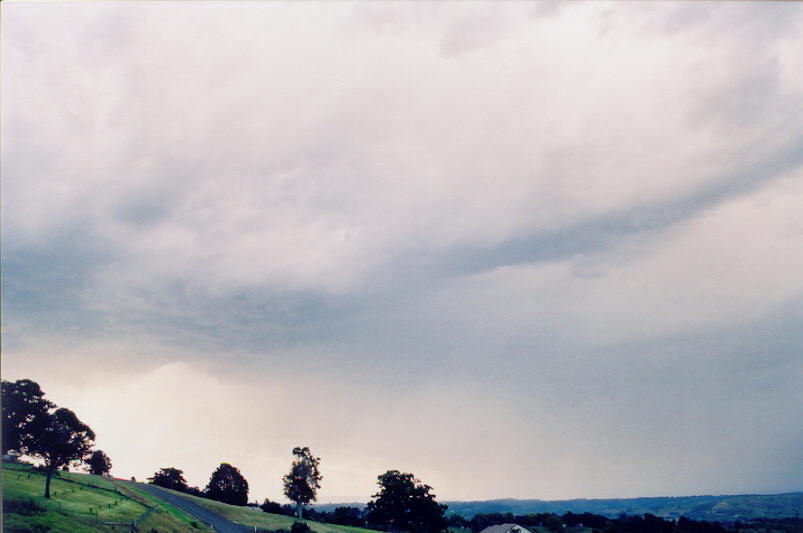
{"left": 439, "top": 494, "right": 802, "bottom": 522}
{"left": 264, "top": 506, "right": 802, "bottom": 533}
{"left": 451, "top": 511, "right": 802, "bottom": 533}
{"left": 257, "top": 501, "right": 366, "bottom": 528}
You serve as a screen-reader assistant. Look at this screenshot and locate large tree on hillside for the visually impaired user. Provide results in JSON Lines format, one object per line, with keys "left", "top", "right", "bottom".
{"left": 86, "top": 449, "right": 112, "bottom": 475}
{"left": 205, "top": 463, "right": 249, "bottom": 506}
{"left": 366, "top": 470, "right": 448, "bottom": 533}
{"left": 1, "top": 379, "right": 54, "bottom": 455}
{"left": 148, "top": 467, "right": 189, "bottom": 491}
{"left": 34, "top": 408, "right": 96, "bottom": 498}
{"left": 282, "top": 446, "right": 322, "bottom": 519}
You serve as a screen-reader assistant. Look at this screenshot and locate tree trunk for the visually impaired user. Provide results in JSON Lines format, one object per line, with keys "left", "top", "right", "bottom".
{"left": 296, "top": 502, "right": 302, "bottom": 519}
{"left": 44, "top": 460, "right": 55, "bottom": 499}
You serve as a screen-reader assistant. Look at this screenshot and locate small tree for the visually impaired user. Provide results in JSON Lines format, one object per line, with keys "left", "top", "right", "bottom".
{"left": 545, "top": 515, "right": 564, "bottom": 532}
{"left": 366, "top": 470, "right": 448, "bottom": 533}
{"left": 34, "top": 408, "right": 96, "bottom": 498}
{"left": 261, "top": 498, "right": 284, "bottom": 514}
{"left": 86, "top": 449, "right": 112, "bottom": 475}
{"left": 448, "top": 513, "right": 469, "bottom": 528}
{"left": 205, "top": 462, "right": 249, "bottom": 506}
{"left": 282, "top": 446, "right": 322, "bottom": 519}
{"left": 148, "top": 467, "right": 189, "bottom": 491}
{"left": 1, "top": 379, "right": 55, "bottom": 455}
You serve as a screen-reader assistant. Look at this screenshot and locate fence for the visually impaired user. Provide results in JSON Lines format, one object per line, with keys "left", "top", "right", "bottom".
{"left": 103, "top": 504, "right": 158, "bottom": 532}
{"left": 134, "top": 505, "right": 158, "bottom": 530}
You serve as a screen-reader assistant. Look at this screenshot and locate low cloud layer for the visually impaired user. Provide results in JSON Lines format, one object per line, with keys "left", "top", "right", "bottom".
{"left": 3, "top": 2, "right": 802, "bottom": 503}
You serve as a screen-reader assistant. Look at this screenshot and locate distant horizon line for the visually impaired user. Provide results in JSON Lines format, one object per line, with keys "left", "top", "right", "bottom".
{"left": 311, "top": 490, "right": 803, "bottom": 506}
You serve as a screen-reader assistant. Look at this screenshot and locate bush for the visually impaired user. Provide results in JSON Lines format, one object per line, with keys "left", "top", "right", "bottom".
{"left": 291, "top": 522, "right": 312, "bottom": 533}
{"left": 546, "top": 515, "right": 564, "bottom": 531}
{"left": 261, "top": 498, "right": 284, "bottom": 514}
{"left": 4, "top": 498, "right": 46, "bottom": 516}
{"left": 11, "top": 525, "right": 49, "bottom": 533}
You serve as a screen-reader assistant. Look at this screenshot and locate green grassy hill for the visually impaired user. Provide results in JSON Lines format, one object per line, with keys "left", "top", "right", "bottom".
{"left": 2, "top": 463, "right": 381, "bottom": 533}
{"left": 2, "top": 463, "right": 199, "bottom": 533}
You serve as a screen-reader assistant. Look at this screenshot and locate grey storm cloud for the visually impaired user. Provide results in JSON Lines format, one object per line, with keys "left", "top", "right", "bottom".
{"left": 2, "top": 1, "right": 802, "bottom": 502}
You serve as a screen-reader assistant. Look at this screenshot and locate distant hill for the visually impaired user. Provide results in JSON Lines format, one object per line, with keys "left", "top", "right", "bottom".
{"left": 313, "top": 493, "right": 802, "bottom": 522}
{"left": 442, "top": 494, "right": 803, "bottom": 522}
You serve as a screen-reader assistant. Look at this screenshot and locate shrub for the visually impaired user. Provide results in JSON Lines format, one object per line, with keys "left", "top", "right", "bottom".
{"left": 4, "top": 498, "right": 46, "bottom": 516}
{"left": 546, "top": 515, "right": 564, "bottom": 531}
{"left": 291, "top": 522, "right": 312, "bottom": 533}
{"left": 261, "top": 498, "right": 284, "bottom": 514}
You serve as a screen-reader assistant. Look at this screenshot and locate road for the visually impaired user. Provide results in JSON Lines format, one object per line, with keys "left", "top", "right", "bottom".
{"left": 134, "top": 482, "right": 251, "bottom": 533}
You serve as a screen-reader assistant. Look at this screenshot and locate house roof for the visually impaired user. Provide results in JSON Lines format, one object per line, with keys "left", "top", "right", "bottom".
{"left": 479, "top": 524, "right": 534, "bottom": 533}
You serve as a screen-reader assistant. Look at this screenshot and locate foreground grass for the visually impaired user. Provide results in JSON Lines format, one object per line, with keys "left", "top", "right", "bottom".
{"left": 157, "top": 487, "right": 381, "bottom": 533}
{"left": 2, "top": 463, "right": 197, "bottom": 533}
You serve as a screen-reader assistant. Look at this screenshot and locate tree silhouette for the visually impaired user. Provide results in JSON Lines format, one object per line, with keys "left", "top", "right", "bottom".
{"left": 366, "top": 470, "right": 448, "bottom": 533}
{"left": 148, "top": 467, "right": 189, "bottom": 491}
{"left": 260, "top": 498, "right": 285, "bottom": 514}
{"left": 206, "top": 462, "right": 249, "bottom": 506}
{"left": 34, "top": 408, "right": 96, "bottom": 498}
{"left": 1, "top": 379, "right": 54, "bottom": 455}
{"left": 282, "top": 446, "right": 322, "bottom": 519}
{"left": 86, "top": 449, "right": 112, "bottom": 475}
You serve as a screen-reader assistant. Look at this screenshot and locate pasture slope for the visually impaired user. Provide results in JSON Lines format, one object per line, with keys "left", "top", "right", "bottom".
{"left": 1, "top": 463, "right": 380, "bottom": 533}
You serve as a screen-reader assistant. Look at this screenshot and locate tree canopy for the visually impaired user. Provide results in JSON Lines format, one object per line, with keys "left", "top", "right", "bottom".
{"left": 2, "top": 379, "right": 97, "bottom": 498}
{"left": 36, "top": 408, "right": 96, "bottom": 498}
{"left": 2, "top": 379, "right": 55, "bottom": 455}
{"left": 206, "top": 462, "right": 249, "bottom": 506}
{"left": 148, "top": 467, "right": 190, "bottom": 492}
{"left": 366, "top": 470, "right": 448, "bottom": 533}
{"left": 282, "top": 446, "right": 322, "bottom": 518}
{"left": 86, "top": 449, "right": 112, "bottom": 476}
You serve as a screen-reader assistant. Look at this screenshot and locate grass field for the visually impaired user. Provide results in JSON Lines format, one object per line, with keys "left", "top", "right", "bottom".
{"left": 1, "top": 463, "right": 199, "bottom": 533}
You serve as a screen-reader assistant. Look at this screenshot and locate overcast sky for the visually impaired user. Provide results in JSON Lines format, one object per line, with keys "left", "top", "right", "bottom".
{"left": 2, "top": 1, "right": 802, "bottom": 505}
